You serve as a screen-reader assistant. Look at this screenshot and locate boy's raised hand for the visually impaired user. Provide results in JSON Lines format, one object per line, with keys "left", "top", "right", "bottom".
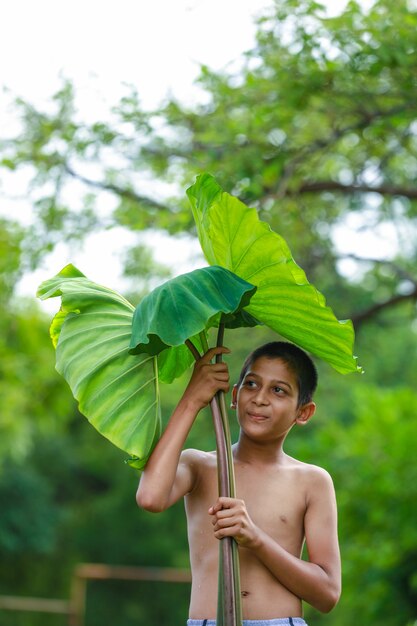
{"left": 209, "top": 497, "right": 260, "bottom": 549}
{"left": 181, "top": 347, "right": 231, "bottom": 413}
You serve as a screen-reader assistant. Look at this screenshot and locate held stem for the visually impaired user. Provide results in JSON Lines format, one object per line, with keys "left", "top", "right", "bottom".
{"left": 215, "top": 324, "right": 242, "bottom": 626}
{"left": 186, "top": 333, "right": 241, "bottom": 626}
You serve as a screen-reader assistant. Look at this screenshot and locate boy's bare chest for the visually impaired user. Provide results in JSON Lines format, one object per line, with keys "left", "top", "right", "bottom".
{"left": 190, "top": 461, "right": 307, "bottom": 546}
{"left": 236, "top": 464, "right": 306, "bottom": 539}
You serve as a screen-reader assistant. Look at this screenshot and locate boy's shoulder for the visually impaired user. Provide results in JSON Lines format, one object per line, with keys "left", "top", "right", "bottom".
{"left": 286, "top": 456, "right": 335, "bottom": 489}
{"left": 291, "top": 458, "right": 337, "bottom": 511}
{"left": 181, "top": 447, "right": 217, "bottom": 468}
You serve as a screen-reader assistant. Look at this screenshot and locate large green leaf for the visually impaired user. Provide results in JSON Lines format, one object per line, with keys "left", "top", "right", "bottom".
{"left": 129, "top": 265, "right": 257, "bottom": 383}
{"left": 187, "top": 174, "right": 362, "bottom": 374}
{"left": 37, "top": 264, "right": 161, "bottom": 469}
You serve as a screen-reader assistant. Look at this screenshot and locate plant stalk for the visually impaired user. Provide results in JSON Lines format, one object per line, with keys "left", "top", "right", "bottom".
{"left": 186, "top": 331, "right": 242, "bottom": 626}
{"left": 215, "top": 324, "right": 242, "bottom": 626}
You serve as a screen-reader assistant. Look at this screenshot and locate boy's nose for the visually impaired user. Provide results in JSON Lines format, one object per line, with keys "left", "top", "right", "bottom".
{"left": 253, "top": 388, "right": 269, "bottom": 405}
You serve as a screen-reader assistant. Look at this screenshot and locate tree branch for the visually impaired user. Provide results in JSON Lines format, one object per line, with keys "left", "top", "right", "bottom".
{"left": 64, "top": 164, "right": 172, "bottom": 211}
{"left": 351, "top": 286, "right": 417, "bottom": 328}
{"left": 272, "top": 103, "right": 414, "bottom": 199}
{"left": 343, "top": 254, "right": 416, "bottom": 283}
{"left": 295, "top": 180, "right": 417, "bottom": 200}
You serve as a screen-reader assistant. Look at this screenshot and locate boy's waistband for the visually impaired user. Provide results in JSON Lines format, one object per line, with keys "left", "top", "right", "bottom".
{"left": 187, "top": 617, "right": 307, "bottom": 626}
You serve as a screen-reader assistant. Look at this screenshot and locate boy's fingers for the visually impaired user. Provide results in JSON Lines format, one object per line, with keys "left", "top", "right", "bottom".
{"left": 200, "top": 347, "right": 231, "bottom": 363}
{"left": 213, "top": 507, "right": 238, "bottom": 520}
{"left": 208, "top": 499, "right": 225, "bottom": 515}
{"left": 213, "top": 516, "right": 236, "bottom": 529}
{"left": 214, "top": 524, "right": 240, "bottom": 540}
{"left": 217, "top": 496, "right": 238, "bottom": 508}
{"left": 208, "top": 497, "right": 239, "bottom": 517}
{"left": 211, "top": 364, "right": 229, "bottom": 375}
{"left": 214, "top": 376, "right": 229, "bottom": 385}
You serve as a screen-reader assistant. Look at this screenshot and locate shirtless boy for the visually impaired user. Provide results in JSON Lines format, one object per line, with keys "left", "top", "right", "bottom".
{"left": 136, "top": 341, "right": 341, "bottom": 626}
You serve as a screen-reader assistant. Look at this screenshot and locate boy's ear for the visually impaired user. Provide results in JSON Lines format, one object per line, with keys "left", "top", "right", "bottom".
{"left": 230, "top": 384, "right": 238, "bottom": 409}
{"left": 295, "top": 402, "right": 316, "bottom": 426}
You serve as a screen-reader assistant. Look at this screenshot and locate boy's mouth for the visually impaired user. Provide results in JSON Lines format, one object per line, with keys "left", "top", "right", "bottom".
{"left": 247, "top": 412, "right": 269, "bottom": 421}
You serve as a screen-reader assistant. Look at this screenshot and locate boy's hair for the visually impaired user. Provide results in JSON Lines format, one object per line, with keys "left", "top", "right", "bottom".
{"left": 237, "top": 341, "right": 318, "bottom": 406}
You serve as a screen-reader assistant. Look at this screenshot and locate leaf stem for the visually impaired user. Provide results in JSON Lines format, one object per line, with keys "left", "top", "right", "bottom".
{"left": 185, "top": 339, "right": 201, "bottom": 360}
{"left": 186, "top": 331, "right": 242, "bottom": 626}
{"left": 215, "top": 323, "right": 242, "bottom": 626}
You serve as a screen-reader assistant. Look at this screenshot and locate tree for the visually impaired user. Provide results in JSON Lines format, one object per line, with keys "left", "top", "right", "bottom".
{"left": 288, "top": 383, "right": 417, "bottom": 626}
{"left": 0, "top": 222, "right": 74, "bottom": 462}
{"left": 2, "top": 1, "right": 417, "bottom": 624}
{"left": 1, "top": 0, "right": 416, "bottom": 327}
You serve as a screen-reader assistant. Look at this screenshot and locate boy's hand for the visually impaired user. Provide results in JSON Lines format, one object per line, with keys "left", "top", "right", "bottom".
{"left": 182, "top": 347, "right": 230, "bottom": 412}
{"left": 209, "top": 497, "right": 260, "bottom": 549}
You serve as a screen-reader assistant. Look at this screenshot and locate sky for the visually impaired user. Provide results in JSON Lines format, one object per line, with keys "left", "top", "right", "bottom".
{"left": 1, "top": 0, "right": 272, "bottom": 111}
{"left": 1, "top": 0, "right": 398, "bottom": 308}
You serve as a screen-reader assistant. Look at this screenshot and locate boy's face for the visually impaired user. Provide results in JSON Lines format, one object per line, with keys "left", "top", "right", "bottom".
{"left": 233, "top": 356, "right": 315, "bottom": 442}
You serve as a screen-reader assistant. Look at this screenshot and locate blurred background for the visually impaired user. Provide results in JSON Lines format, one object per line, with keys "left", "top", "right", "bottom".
{"left": 1, "top": 0, "right": 417, "bottom": 624}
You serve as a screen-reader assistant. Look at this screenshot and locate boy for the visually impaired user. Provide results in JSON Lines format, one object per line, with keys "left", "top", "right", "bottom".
{"left": 136, "top": 342, "right": 341, "bottom": 626}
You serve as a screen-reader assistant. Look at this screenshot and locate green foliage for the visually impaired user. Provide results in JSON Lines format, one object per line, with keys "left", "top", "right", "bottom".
{"left": 0, "top": 463, "right": 61, "bottom": 555}
{"left": 336, "top": 387, "right": 417, "bottom": 622}
{"left": 35, "top": 172, "right": 361, "bottom": 626}
{"left": 130, "top": 265, "right": 257, "bottom": 382}
{"left": 37, "top": 264, "right": 161, "bottom": 469}
{"left": 36, "top": 261, "right": 257, "bottom": 470}
{"left": 37, "top": 175, "right": 360, "bottom": 481}
{"left": 188, "top": 174, "right": 361, "bottom": 374}
{"left": 0, "top": 299, "right": 74, "bottom": 462}
{"left": 0, "top": 219, "right": 25, "bottom": 303}
{"left": 1, "top": 1, "right": 417, "bottom": 624}
{"left": 0, "top": 424, "right": 191, "bottom": 626}
{"left": 2, "top": 0, "right": 417, "bottom": 325}
{"left": 289, "top": 382, "right": 417, "bottom": 626}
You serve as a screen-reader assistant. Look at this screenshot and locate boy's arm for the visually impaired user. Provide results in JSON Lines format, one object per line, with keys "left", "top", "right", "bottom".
{"left": 136, "top": 347, "right": 230, "bottom": 513}
{"left": 209, "top": 468, "right": 341, "bottom": 613}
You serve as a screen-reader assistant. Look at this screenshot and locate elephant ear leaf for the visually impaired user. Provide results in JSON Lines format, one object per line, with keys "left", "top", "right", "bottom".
{"left": 187, "top": 173, "right": 362, "bottom": 374}
{"left": 37, "top": 264, "right": 161, "bottom": 470}
{"left": 129, "top": 265, "right": 257, "bottom": 383}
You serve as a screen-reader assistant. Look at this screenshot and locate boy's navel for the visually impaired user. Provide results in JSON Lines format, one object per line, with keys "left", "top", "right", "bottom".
{"left": 241, "top": 590, "right": 250, "bottom": 597}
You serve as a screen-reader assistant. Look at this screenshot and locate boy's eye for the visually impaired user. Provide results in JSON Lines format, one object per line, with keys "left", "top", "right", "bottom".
{"left": 273, "top": 386, "right": 285, "bottom": 394}
{"left": 243, "top": 379, "right": 257, "bottom": 388}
